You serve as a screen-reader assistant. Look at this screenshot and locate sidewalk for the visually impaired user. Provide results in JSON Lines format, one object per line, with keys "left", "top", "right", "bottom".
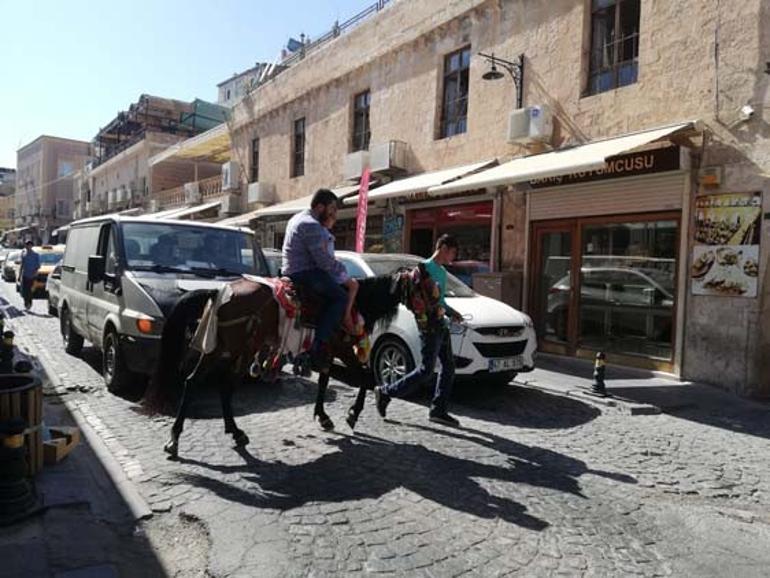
{"left": 518, "top": 353, "right": 770, "bottom": 434}
{"left": 0, "top": 393, "right": 167, "bottom": 578}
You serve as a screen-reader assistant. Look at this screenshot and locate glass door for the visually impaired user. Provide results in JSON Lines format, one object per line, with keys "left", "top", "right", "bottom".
{"left": 531, "top": 223, "right": 575, "bottom": 350}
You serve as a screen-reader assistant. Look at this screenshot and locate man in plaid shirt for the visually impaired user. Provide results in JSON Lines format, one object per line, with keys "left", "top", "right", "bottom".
{"left": 282, "top": 189, "right": 350, "bottom": 370}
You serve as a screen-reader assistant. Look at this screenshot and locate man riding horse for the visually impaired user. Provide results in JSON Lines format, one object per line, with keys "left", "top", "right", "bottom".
{"left": 281, "top": 188, "right": 353, "bottom": 372}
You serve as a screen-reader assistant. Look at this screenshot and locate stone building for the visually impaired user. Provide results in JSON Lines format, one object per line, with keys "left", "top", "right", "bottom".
{"left": 14, "top": 136, "right": 90, "bottom": 242}
{"left": 228, "top": 0, "right": 770, "bottom": 398}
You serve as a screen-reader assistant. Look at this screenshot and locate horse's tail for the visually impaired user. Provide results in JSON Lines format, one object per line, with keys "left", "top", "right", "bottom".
{"left": 142, "top": 289, "right": 217, "bottom": 413}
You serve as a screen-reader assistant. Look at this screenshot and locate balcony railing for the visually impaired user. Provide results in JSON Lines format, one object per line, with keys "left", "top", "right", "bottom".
{"left": 154, "top": 185, "right": 186, "bottom": 209}
{"left": 199, "top": 175, "right": 223, "bottom": 200}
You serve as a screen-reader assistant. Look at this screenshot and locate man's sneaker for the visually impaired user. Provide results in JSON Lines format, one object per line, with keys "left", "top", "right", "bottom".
{"left": 373, "top": 386, "right": 390, "bottom": 418}
{"left": 429, "top": 411, "right": 460, "bottom": 427}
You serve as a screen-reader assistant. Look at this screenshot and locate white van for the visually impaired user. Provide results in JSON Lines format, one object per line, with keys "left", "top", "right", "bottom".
{"left": 59, "top": 216, "right": 269, "bottom": 393}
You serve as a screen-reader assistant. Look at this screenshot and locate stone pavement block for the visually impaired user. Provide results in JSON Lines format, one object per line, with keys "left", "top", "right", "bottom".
{"left": 54, "top": 564, "right": 119, "bottom": 578}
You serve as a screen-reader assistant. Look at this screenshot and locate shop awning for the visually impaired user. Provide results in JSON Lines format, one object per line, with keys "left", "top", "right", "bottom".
{"left": 428, "top": 122, "right": 697, "bottom": 196}
{"left": 2, "top": 225, "right": 36, "bottom": 236}
{"left": 148, "top": 123, "right": 231, "bottom": 166}
{"left": 343, "top": 160, "right": 496, "bottom": 206}
{"left": 244, "top": 183, "right": 363, "bottom": 222}
{"left": 144, "top": 206, "right": 193, "bottom": 219}
{"left": 162, "top": 200, "right": 222, "bottom": 220}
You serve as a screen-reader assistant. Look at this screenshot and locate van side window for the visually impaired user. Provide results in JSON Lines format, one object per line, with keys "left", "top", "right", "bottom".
{"left": 68, "top": 225, "right": 99, "bottom": 272}
{"left": 98, "top": 225, "right": 117, "bottom": 275}
{"left": 62, "top": 229, "right": 80, "bottom": 269}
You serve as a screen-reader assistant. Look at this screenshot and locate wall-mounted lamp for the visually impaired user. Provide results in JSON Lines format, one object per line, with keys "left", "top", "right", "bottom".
{"left": 479, "top": 52, "right": 525, "bottom": 109}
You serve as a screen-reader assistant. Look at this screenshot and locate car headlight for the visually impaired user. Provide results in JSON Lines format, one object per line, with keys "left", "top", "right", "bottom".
{"left": 523, "top": 315, "right": 534, "bottom": 329}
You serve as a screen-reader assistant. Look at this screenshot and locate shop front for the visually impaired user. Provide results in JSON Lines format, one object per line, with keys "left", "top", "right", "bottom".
{"left": 525, "top": 146, "right": 689, "bottom": 372}
{"left": 405, "top": 200, "right": 494, "bottom": 287}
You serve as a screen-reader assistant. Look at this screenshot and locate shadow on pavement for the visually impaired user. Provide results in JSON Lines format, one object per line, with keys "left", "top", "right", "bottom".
{"left": 535, "top": 354, "right": 770, "bottom": 439}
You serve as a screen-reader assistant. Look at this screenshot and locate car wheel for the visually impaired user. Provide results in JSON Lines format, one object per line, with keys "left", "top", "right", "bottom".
{"left": 372, "top": 337, "right": 415, "bottom": 387}
{"left": 61, "top": 308, "right": 84, "bottom": 355}
{"left": 47, "top": 298, "right": 57, "bottom": 317}
{"left": 103, "top": 329, "right": 138, "bottom": 394}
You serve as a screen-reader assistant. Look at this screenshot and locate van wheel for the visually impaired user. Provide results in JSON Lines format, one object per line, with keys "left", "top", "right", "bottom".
{"left": 47, "top": 299, "right": 57, "bottom": 317}
{"left": 61, "top": 308, "right": 83, "bottom": 355}
{"left": 103, "top": 330, "right": 137, "bottom": 394}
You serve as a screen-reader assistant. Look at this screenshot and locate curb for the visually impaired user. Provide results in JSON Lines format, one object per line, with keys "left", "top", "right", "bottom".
{"left": 33, "top": 344, "right": 153, "bottom": 522}
{"left": 516, "top": 380, "right": 662, "bottom": 416}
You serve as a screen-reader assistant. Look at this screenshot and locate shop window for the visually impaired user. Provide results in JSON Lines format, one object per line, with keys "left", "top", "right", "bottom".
{"left": 439, "top": 46, "right": 471, "bottom": 139}
{"left": 352, "top": 90, "right": 371, "bottom": 152}
{"left": 587, "top": 0, "right": 640, "bottom": 95}
{"left": 292, "top": 117, "right": 305, "bottom": 178}
{"left": 250, "top": 137, "right": 260, "bottom": 183}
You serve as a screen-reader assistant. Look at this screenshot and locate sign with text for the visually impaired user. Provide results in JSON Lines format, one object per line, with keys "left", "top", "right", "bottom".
{"left": 528, "top": 146, "right": 681, "bottom": 189}
{"left": 355, "top": 167, "right": 371, "bottom": 253}
{"left": 383, "top": 214, "right": 404, "bottom": 253}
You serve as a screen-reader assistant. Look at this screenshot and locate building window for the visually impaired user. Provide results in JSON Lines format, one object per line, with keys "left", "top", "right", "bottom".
{"left": 352, "top": 90, "right": 371, "bottom": 152}
{"left": 587, "top": 0, "right": 640, "bottom": 95}
{"left": 250, "top": 137, "right": 260, "bottom": 182}
{"left": 292, "top": 117, "right": 305, "bottom": 178}
{"left": 440, "top": 46, "right": 471, "bottom": 139}
{"left": 226, "top": 89, "right": 231, "bottom": 101}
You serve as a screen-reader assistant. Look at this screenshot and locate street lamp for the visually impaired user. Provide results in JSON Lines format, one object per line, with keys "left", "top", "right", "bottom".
{"left": 479, "top": 52, "right": 525, "bottom": 109}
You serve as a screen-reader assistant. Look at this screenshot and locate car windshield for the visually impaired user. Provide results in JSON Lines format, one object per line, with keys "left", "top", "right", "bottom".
{"left": 364, "top": 256, "right": 476, "bottom": 298}
{"left": 38, "top": 252, "right": 63, "bottom": 265}
{"left": 122, "top": 223, "right": 267, "bottom": 276}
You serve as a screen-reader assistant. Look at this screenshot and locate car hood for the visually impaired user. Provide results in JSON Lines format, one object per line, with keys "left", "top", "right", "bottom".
{"left": 446, "top": 295, "right": 529, "bottom": 327}
{"left": 129, "top": 272, "right": 238, "bottom": 316}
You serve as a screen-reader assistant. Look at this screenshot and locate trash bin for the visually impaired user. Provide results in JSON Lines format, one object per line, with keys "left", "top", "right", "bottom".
{"left": 0, "top": 374, "right": 43, "bottom": 476}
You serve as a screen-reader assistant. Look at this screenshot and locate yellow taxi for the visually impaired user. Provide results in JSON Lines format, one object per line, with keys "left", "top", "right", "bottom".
{"left": 15, "top": 244, "right": 65, "bottom": 297}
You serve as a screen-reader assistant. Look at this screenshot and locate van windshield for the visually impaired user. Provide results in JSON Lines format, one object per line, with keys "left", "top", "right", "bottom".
{"left": 121, "top": 222, "right": 266, "bottom": 276}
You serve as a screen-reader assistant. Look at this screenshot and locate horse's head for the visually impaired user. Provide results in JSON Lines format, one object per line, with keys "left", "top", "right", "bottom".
{"left": 393, "top": 263, "right": 445, "bottom": 333}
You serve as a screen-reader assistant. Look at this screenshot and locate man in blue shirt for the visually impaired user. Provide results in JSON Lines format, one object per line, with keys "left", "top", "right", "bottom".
{"left": 19, "top": 240, "right": 40, "bottom": 310}
{"left": 282, "top": 189, "right": 350, "bottom": 371}
{"left": 374, "top": 234, "right": 463, "bottom": 427}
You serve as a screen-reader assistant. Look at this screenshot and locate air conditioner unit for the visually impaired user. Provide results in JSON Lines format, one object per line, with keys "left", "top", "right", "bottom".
{"left": 369, "top": 140, "right": 408, "bottom": 175}
{"left": 247, "top": 182, "right": 275, "bottom": 204}
{"left": 222, "top": 161, "right": 240, "bottom": 191}
{"left": 149, "top": 200, "right": 160, "bottom": 213}
{"left": 507, "top": 105, "right": 554, "bottom": 144}
{"left": 343, "top": 151, "right": 369, "bottom": 181}
{"left": 219, "top": 193, "right": 241, "bottom": 216}
{"left": 184, "top": 182, "right": 201, "bottom": 204}
{"left": 107, "top": 190, "right": 116, "bottom": 207}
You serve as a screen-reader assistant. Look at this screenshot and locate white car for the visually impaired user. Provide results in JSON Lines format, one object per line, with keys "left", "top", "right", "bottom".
{"left": 336, "top": 252, "right": 536, "bottom": 386}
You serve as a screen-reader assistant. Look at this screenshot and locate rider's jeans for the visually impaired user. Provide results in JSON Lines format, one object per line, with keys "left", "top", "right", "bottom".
{"left": 290, "top": 268, "right": 347, "bottom": 348}
{"left": 380, "top": 326, "right": 455, "bottom": 414}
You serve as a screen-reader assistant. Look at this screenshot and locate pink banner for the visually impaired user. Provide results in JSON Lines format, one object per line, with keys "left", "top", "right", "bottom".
{"left": 355, "top": 167, "right": 371, "bottom": 253}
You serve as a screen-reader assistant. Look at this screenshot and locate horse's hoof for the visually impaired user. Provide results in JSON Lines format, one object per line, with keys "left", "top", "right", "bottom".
{"left": 163, "top": 439, "right": 178, "bottom": 458}
{"left": 233, "top": 431, "right": 250, "bottom": 447}
{"left": 346, "top": 408, "right": 358, "bottom": 430}
{"left": 316, "top": 414, "right": 335, "bottom": 431}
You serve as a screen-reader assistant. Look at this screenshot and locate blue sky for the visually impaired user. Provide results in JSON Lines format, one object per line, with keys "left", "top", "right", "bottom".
{"left": 0, "top": 0, "right": 372, "bottom": 168}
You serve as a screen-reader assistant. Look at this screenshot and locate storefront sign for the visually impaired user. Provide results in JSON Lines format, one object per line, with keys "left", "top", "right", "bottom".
{"left": 355, "top": 168, "right": 371, "bottom": 253}
{"left": 691, "top": 192, "right": 762, "bottom": 298}
{"left": 528, "top": 146, "right": 681, "bottom": 189}
{"left": 383, "top": 214, "right": 404, "bottom": 253}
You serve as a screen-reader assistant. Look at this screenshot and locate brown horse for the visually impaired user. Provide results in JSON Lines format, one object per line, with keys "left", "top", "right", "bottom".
{"left": 160, "top": 264, "right": 441, "bottom": 458}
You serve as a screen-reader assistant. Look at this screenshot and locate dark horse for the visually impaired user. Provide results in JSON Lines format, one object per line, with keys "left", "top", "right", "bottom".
{"left": 159, "top": 265, "right": 440, "bottom": 458}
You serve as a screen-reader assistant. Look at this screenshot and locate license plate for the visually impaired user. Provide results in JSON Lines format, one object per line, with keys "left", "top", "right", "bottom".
{"left": 489, "top": 356, "right": 523, "bottom": 373}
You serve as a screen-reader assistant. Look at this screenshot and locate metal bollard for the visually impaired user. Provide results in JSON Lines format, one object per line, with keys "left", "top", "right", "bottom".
{"left": 591, "top": 352, "right": 608, "bottom": 397}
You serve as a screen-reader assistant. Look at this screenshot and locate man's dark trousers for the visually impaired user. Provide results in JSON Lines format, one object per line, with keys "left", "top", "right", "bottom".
{"left": 290, "top": 268, "right": 347, "bottom": 349}
{"left": 380, "top": 326, "right": 455, "bottom": 414}
{"left": 21, "top": 276, "right": 35, "bottom": 308}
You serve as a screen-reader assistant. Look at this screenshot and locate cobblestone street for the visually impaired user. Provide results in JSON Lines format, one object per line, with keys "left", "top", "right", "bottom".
{"left": 4, "top": 282, "right": 770, "bottom": 577}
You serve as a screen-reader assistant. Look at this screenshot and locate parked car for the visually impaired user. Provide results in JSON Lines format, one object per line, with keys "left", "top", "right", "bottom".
{"left": 16, "top": 245, "right": 65, "bottom": 297}
{"left": 445, "top": 260, "right": 490, "bottom": 289}
{"left": 46, "top": 260, "right": 63, "bottom": 316}
{"left": 0, "top": 248, "right": 11, "bottom": 267}
{"left": 2, "top": 250, "right": 21, "bottom": 282}
{"left": 336, "top": 252, "right": 536, "bottom": 386}
{"left": 59, "top": 216, "right": 269, "bottom": 393}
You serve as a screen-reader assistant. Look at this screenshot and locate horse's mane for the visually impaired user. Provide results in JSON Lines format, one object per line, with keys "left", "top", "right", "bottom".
{"left": 355, "top": 273, "right": 402, "bottom": 333}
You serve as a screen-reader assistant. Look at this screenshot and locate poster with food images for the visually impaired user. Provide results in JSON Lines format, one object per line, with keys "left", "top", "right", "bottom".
{"left": 691, "top": 192, "right": 762, "bottom": 297}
